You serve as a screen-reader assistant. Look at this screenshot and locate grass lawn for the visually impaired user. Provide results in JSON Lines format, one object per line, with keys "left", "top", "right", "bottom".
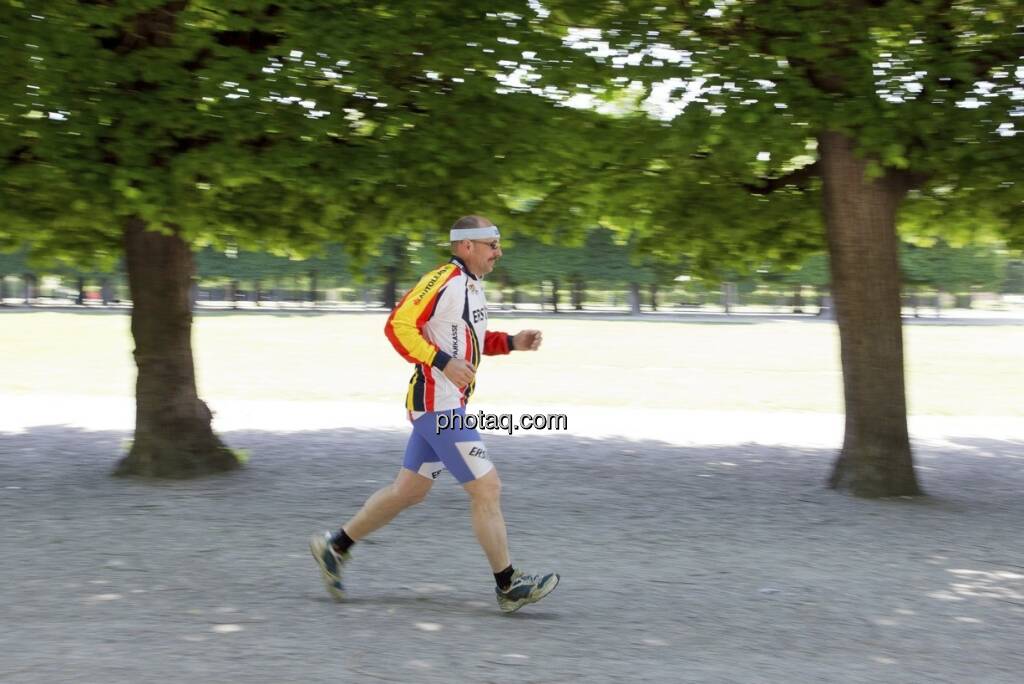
{"left": 0, "top": 310, "right": 1020, "bottom": 415}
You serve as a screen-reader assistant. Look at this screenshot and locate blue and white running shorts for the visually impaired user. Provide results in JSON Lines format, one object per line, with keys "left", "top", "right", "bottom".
{"left": 403, "top": 407, "right": 494, "bottom": 484}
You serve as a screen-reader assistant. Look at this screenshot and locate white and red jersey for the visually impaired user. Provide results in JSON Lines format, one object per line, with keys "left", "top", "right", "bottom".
{"left": 385, "top": 256, "right": 512, "bottom": 412}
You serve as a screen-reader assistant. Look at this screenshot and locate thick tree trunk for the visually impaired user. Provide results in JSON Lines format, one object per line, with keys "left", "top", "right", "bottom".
{"left": 819, "top": 132, "right": 921, "bottom": 497}
{"left": 76, "top": 276, "right": 86, "bottom": 305}
{"left": 23, "top": 273, "right": 33, "bottom": 304}
{"left": 649, "top": 283, "right": 658, "bottom": 312}
{"left": 115, "top": 218, "right": 238, "bottom": 478}
{"left": 792, "top": 286, "right": 804, "bottom": 314}
{"left": 549, "top": 278, "right": 560, "bottom": 313}
{"left": 228, "top": 279, "right": 239, "bottom": 310}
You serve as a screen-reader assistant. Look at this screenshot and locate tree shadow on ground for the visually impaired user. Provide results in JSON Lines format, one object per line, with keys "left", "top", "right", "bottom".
{"left": 2, "top": 425, "right": 1023, "bottom": 682}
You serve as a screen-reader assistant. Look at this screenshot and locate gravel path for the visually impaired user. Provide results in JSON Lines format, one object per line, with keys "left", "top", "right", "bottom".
{"left": 2, "top": 420, "right": 1023, "bottom": 683}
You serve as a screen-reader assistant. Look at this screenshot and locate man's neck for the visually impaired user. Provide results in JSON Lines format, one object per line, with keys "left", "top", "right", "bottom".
{"left": 451, "top": 255, "right": 480, "bottom": 280}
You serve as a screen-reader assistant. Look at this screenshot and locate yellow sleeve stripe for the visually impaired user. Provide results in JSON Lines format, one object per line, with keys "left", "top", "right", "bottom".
{"left": 384, "top": 264, "right": 459, "bottom": 366}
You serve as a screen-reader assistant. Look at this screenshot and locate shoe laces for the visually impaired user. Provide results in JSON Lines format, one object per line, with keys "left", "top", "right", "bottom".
{"left": 510, "top": 571, "right": 543, "bottom": 587}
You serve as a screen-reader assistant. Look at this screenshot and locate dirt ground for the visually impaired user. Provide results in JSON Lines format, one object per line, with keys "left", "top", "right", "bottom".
{"left": 2, "top": 405, "right": 1023, "bottom": 683}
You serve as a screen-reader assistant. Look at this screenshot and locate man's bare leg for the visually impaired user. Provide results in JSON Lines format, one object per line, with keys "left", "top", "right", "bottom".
{"left": 343, "top": 468, "right": 433, "bottom": 540}
{"left": 463, "top": 468, "right": 560, "bottom": 613}
{"left": 310, "top": 468, "right": 432, "bottom": 600}
{"left": 463, "top": 469, "right": 511, "bottom": 572}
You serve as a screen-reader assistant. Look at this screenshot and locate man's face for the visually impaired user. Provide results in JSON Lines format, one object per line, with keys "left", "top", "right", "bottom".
{"left": 463, "top": 238, "right": 502, "bottom": 277}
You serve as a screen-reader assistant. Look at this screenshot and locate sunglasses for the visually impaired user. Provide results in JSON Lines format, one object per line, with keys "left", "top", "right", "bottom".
{"left": 472, "top": 240, "right": 501, "bottom": 250}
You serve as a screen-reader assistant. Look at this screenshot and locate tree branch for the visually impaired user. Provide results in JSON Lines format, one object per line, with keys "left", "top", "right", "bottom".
{"left": 743, "top": 162, "right": 820, "bottom": 195}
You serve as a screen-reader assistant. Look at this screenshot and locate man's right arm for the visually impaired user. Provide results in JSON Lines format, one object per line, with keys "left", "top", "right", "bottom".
{"left": 384, "top": 264, "right": 459, "bottom": 371}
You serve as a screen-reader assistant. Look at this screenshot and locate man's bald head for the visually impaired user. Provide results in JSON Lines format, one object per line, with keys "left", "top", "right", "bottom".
{"left": 451, "top": 215, "right": 494, "bottom": 230}
{"left": 450, "top": 215, "right": 494, "bottom": 251}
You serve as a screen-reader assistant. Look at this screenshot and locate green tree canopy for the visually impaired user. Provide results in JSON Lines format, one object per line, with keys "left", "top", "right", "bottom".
{"left": 522, "top": 0, "right": 1024, "bottom": 496}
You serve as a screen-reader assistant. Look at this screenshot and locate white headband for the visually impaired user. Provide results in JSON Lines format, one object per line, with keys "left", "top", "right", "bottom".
{"left": 450, "top": 225, "right": 500, "bottom": 241}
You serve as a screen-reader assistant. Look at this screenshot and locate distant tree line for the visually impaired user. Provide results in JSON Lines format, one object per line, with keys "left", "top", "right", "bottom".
{"left": 3, "top": 232, "right": 1021, "bottom": 313}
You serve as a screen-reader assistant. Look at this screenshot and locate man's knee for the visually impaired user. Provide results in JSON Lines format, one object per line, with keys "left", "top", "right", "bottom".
{"left": 392, "top": 478, "right": 431, "bottom": 508}
{"left": 466, "top": 470, "right": 501, "bottom": 502}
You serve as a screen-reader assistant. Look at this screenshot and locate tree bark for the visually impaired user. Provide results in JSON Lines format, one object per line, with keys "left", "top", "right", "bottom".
{"left": 115, "top": 218, "right": 238, "bottom": 478}
{"left": 649, "top": 283, "right": 658, "bottom": 312}
{"left": 76, "top": 276, "right": 86, "bottom": 305}
{"left": 309, "top": 269, "right": 318, "bottom": 307}
{"left": 819, "top": 131, "right": 921, "bottom": 497}
{"left": 792, "top": 285, "right": 804, "bottom": 314}
{"left": 549, "top": 278, "right": 560, "bottom": 313}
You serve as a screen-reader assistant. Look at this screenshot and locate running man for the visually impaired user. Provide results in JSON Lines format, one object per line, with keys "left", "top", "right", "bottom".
{"left": 310, "top": 215, "right": 560, "bottom": 613}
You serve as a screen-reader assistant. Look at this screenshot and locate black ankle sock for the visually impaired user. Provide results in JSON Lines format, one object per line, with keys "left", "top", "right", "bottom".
{"left": 494, "top": 565, "right": 515, "bottom": 591}
{"left": 331, "top": 529, "right": 354, "bottom": 554}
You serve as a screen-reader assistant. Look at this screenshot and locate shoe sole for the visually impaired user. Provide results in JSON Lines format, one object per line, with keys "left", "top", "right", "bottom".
{"left": 499, "top": 574, "right": 560, "bottom": 614}
{"left": 308, "top": 535, "right": 346, "bottom": 602}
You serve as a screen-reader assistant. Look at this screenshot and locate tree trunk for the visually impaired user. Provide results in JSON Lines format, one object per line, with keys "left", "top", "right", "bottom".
{"left": 309, "top": 269, "right": 318, "bottom": 307}
{"left": 254, "top": 278, "right": 262, "bottom": 306}
{"left": 228, "top": 279, "right": 239, "bottom": 310}
{"left": 76, "top": 276, "right": 86, "bottom": 305}
{"left": 549, "top": 278, "right": 559, "bottom": 313}
{"left": 0, "top": 274, "right": 6, "bottom": 305}
{"left": 628, "top": 282, "right": 642, "bottom": 315}
{"left": 383, "top": 269, "right": 398, "bottom": 309}
{"left": 115, "top": 218, "right": 238, "bottom": 478}
{"left": 101, "top": 277, "right": 113, "bottom": 305}
{"left": 571, "top": 277, "right": 585, "bottom": 311}
{"left": 649, "top": 283, "right": 658, "bottom": 312}
{"left": 721, "top": 282, "right": 733, "bottom": 314}
{"left": 819, "top": 131, "right": 921, "bottom": 497}
{"left": 792, "top": 285, "right": 804, "bottom": 314}
{"left": 23, "top": 273, "right": 33, "bottom": 304}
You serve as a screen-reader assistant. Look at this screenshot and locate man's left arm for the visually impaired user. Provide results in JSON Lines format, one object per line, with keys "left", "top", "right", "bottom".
{"left": 484, "top": 329, "right": 542, "bottom": 354}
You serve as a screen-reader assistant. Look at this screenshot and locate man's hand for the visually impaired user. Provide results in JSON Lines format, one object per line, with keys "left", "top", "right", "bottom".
{"left": 512, "top": 329, "right": 543, "bottom": 351}
{"left": 442, "top": 358, "right": 476, "bottom": 387}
